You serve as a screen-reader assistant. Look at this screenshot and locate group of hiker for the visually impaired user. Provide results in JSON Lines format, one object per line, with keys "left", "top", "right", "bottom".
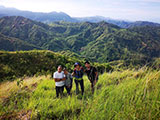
{"left": 53, "top": 61, "right": 98, "bottom": 98}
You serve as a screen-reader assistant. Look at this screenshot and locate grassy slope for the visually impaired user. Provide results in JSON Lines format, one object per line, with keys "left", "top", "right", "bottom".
{"left": 0, "top": 68, "right": 160, "bottom": 120}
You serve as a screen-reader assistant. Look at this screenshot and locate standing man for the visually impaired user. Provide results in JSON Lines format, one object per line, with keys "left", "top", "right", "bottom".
{"left": 85, "top": 61, "right": 98, "bottom": 93}
{"left": 53, "top": 65, "right": 66, "bottom": 98}
{"left": 72, "top": 63, "right": 84, "bottom": 96}
{"left": 63, "top": 68, "right": 73, "bottom": 95}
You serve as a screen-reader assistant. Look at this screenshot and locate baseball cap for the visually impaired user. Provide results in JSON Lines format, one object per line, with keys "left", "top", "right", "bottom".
{"left": 74, "top": 62, "right": 81, "bottom": 67}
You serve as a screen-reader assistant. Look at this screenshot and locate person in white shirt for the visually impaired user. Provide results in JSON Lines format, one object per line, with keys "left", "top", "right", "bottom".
{"left": 53, "top": 65, "right": 66, "bottom": 98}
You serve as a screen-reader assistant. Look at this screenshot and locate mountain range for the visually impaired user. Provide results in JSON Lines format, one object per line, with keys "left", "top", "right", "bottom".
{"left": 0, "top": 6, "right": 160, "bottom": 28}
{"left": 0, "top": 6, "right": 77, "bottom": 23}
{"left": 0, "top": 16, "right": 160, "bottom": 63}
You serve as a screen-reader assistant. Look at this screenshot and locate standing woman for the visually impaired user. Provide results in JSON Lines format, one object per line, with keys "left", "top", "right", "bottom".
{"left": 64, "top": 68, "right": 73, "bottom": 95}
{"left": 72, "top": 63, "right": 84, "bottom": 95}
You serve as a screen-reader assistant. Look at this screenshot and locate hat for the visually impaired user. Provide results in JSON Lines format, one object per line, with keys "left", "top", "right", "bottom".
{"left": 74, "top": 62, "right": 81, "bottom": 67}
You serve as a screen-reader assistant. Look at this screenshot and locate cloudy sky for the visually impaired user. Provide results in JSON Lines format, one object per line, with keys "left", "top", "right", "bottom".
{"left": 0, "top": 0, "right": 160, "bottom": 22}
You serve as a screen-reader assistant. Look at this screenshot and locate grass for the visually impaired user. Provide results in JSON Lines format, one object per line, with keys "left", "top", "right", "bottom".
{"left": 0, "top": 68, "right": 160, "bottom": 120}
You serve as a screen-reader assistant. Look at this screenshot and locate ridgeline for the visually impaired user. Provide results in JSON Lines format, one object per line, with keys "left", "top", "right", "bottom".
{"left": 0, "top": 16, "right": 160, "bottom": 63}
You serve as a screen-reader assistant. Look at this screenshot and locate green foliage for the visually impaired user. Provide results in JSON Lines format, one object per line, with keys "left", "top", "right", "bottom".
{"left": 0, "top": 33, "right": 41, "bottom": 51}
{"left": 0, "top": 16, "right": 160, "bottom": 63}
{"left": 0, "top": 50, "right": 77, "bottom": 81}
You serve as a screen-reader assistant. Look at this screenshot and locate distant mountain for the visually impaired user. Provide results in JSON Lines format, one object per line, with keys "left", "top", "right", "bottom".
{"left": 1, "top": 6, "right": 160, "bottom": 28}
{"left": 75, "top": 16, "right": 160, "bottom": 28}
{"left": 0, "top": 13, "right": 7, "bottom": 18}
{"left": 0, "top": 16, "right": 160, "bottom": 63}
{"left": 0, "top": 5, "right": 77, "bottom": 23}
{"left": 0, "top": 16, "right": 71, "bottom": 51}
{"left": 124, "top": 21, "right": 160, "bottom": 28}
{"left": 75, "top": 16, "right": 132, "bottom": 28}
{"left": 0, "top": 16, "right": 50, "bottom": 45}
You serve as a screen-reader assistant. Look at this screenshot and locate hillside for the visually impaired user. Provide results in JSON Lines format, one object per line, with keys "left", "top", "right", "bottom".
{"left": 125, "top": 21, "right": 160, "bottom": 28}
{"left": 0, "top": 68, "right": 159, "bottom": 119}
{"left": 0, "top": 33, "right": 41, "bottom": 51}
{"left": 0, "top": 16, "right": 160, "bottom": 63}
{"left": 0, "top": 50, "right": 80, "bottom": 81}
{"left": 0, "top": 50, "right": 112, "bottom": 82}
{"left": 1, "top": 50, "right": 159, "bottom": 83}
{"left": 0, "top": 16, "right": 51, "bottom": 46}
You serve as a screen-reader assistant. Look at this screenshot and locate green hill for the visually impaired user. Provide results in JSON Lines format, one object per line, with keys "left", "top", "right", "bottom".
{"left": 0, "top": 16, "right": 52, "bottom": 46}
{"left": 0, "top": 50, "right": 159, "bottom": 82}
{"left": 0, "top": 50, "right": 111, "bottom": 82}
{"left": 0, "top": 50, "right": 79, "bottom": 81}
{"left": 0, "top": 16, "right": 160, "bottom": 63}
{"left": 0, "top": 33, "right": 41, "bottom": 51}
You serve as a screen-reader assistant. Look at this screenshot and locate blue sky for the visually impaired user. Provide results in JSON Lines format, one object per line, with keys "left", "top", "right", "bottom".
{"left": 0, "top": 0, "right": 160, "bottom": 22}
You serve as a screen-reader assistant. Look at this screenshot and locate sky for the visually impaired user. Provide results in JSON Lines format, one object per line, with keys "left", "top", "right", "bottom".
{"left": 0, "top": 0, "right": 160, "bottom": 23}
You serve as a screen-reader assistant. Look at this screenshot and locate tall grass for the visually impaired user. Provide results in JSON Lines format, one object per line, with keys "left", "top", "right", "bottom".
{"left": 0, "top": 68, "right": 160, "bottom": 119}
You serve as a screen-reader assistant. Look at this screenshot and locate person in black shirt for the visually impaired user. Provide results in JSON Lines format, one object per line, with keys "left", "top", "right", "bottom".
{"left": 85, "top": 61, "right": 98, "bottom": 93}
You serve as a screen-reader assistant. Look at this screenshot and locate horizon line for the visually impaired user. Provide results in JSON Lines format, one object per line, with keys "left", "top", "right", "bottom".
{"left": 0, "top": 5, "right": 160, "bottom": 24}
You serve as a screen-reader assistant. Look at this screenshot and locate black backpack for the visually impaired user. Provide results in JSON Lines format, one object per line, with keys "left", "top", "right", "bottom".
{"left": 88, "top": 67, "right": 98, "bottom": 82}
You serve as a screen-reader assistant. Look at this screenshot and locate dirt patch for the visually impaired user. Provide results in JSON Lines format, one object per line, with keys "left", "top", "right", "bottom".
{"left": 0, "top": 110, "right": 32, "bottom": 120}
{"left": 31, "top": 83, "right": 37, "bottom": 88}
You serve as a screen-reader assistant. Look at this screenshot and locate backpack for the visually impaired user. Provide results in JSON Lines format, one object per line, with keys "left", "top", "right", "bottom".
{"left": 88, "top": 67, "right": 99, "bottom": 82}
{"left": 74, "top": 68, "right": 83, "bottom": 78}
